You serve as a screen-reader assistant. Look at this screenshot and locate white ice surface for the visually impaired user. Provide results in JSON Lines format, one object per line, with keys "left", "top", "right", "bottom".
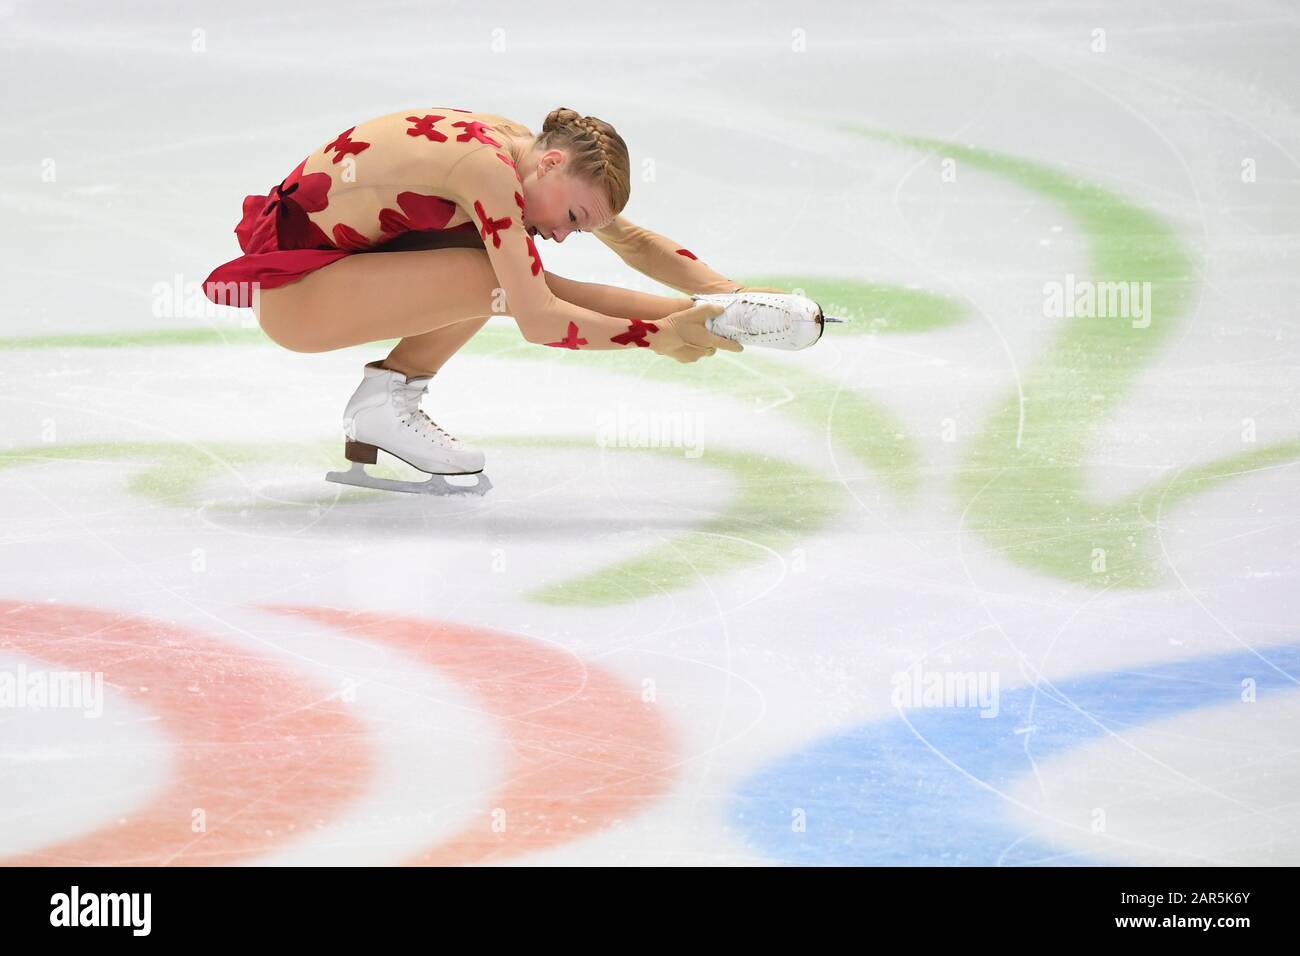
{"left": 1, "top": 0, "right": 1298, "bottom": 865}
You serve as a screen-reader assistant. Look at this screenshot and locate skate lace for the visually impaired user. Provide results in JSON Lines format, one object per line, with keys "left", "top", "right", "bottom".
{"left": 727, "top": 297, "right": 791, "bottom": 335}
{"left": 393, "top": 384, "right": 461, "bottom": 447}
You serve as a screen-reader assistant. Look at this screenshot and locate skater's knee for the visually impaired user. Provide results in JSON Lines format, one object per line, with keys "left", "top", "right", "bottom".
{"left": 257, "top": 312, "right": 318, "bottom": 352}
{"left": 255, "top": 286, "right": 334, "bottom": 353}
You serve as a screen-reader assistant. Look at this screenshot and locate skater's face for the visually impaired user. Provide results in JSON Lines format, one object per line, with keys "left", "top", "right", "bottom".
{"left": 520, "top": 148, "right": 614, "bottom": 244}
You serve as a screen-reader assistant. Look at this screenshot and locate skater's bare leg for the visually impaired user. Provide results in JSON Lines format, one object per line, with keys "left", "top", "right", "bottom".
{"left": 253, "top": 246, "right": 692, "bottom": 358}
{"left": 381, "top": 274, "right": 689, "bottom": 377}
{"left": 253, "top": 247, "right": 502, "bottom": 354}
{"left": 381, "top": 316, "right": 491, "bottom": 378}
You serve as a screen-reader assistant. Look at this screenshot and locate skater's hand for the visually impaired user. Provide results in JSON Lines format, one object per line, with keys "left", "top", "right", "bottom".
{"left": 736, "top": 284, "right": 789, "bottom": 294}
{"left": 651, "top": 302, "right": 743, "bottom": 364}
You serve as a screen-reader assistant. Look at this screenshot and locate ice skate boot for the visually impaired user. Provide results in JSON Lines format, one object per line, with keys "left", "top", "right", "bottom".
{"left": 690, "top": 291, "right": 846, "bottom": 350}
{"left": 325, "top": 360, "right": 491, "bottom": 496}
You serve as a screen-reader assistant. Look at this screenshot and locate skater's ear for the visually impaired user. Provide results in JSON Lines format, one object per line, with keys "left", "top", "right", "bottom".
{"left": 536, "top": 148, "right": 568, "bottom": 176}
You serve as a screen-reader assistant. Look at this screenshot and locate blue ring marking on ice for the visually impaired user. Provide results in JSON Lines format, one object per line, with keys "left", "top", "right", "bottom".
{"left": 728, "top": 642, "right": 1300, "bottom": 866}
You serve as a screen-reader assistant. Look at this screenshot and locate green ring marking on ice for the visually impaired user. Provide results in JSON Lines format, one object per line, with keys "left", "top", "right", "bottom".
{"left": 837, "top": 124, "right": 1300, "bottom": 587}
{"left": 0, "top": 441, "right": 340, "bottom": 505}
{"left": 0, "top": 328, "right": 267, "bottom": 350}
{"left": 0, "top": 436, "right": 840, "bottom": 607}
{"left": 486, "top": 436, "right": 841, "bottom": 607}
{"left": 460, "top": 322, "right": 922, "bottom": 499}
{"left": 23, "top": 122, "right": 1294, "bottom": 590}
{"left": 737, "top": 276, "right": 967, "bottom": 334}
{"left": 0, "top": 300, "right": 922, "bottom": 501}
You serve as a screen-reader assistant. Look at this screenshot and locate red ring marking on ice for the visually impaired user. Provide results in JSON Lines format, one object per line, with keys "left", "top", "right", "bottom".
{"left": 0, "top": 601, "right": 372, "bottom": 866}
{"left": 261, "top": 605, "right": 679, "bottom": 865}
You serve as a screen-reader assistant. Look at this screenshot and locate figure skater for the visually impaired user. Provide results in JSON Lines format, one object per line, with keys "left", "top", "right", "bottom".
{"left": 202, "top": 105, "right": 811, "bottom": 494}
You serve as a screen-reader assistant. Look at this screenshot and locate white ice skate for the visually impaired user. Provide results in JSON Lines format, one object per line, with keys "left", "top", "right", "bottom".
{"left": 690, "top": 291, "right": 846, "bottom": 350}
{"left": 325, "top": 360, "right": 491, "bottom": 496}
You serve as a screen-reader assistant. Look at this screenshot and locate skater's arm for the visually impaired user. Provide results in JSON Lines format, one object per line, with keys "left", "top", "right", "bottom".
{"left": 445, "top": 148, "right": 734, "bottom": 354}
{"left": 544, "top": 272, "right": 691, "bottom": 322}
{"left": 593, "top": 215, "right": 740, "bottom": 296}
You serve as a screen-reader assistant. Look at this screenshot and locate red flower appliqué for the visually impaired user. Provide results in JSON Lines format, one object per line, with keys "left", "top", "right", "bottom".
{"left": 378, "top": 192, "right": 459, "bottom": 239}
{"left": 610, "top": 318, "right": 659, "bottom": 347}
{"left": 473, "top": 200, "right": 512, "bottom": 248}
{"left": 525, "top": 232, "right": 543, "bottom": 276}
{"left": 406, "top": 114, "right": 448, "bottom": 142}
{"left": 496, "top": 152, "right": 521, "bottom": 180}
{"left": 324, "top": 127, "right": 370, "bottom": 164}
{"left": 453, "top": 120, "right": 501, "bottom": 147}
{"left": 237, "top": 158, "right": 334, "bottom": 253}
{"left": 545, "top": 322, "right": 588, "bottom": 349}
{"left": 332, "top": 222, "right": 373, "bottom": 251}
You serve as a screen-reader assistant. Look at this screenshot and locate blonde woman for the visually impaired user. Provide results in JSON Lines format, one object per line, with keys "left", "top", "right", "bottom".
{"left": 203, "top": 106, "right": 778, "bottom": 493}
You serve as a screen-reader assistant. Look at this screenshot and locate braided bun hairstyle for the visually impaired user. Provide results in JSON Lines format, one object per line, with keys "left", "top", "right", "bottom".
{"left": 538, "top": 107, "right": 631, "bottom": 217}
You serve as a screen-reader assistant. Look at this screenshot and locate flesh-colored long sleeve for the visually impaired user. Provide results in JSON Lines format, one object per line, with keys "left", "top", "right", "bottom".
{"left": 444, "top": 148, "right": 668, "bottom": 351}
{"left": 593, "top": 215, "right": 739, "bottom": 296}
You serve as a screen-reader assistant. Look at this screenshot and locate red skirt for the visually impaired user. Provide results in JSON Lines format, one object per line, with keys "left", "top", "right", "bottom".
{"left": 203, "top": 162, "right": 480, "bottom": 309}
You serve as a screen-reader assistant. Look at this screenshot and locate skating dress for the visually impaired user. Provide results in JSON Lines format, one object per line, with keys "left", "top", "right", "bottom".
{"left": 202, "top": 107, "right": 739, "bottom": 350}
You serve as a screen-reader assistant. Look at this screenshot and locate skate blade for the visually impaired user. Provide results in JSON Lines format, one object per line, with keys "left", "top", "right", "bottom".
{"left": 325, "top": 461, "right": 492, "bottom": 496}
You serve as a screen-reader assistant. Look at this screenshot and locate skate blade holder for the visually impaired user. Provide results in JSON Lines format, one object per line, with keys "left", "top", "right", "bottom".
{"left": 326, "top": 441, "right": 492, "bottom": 496}
{"left": 326, "top": 462, "right": 492, "bottom": 496}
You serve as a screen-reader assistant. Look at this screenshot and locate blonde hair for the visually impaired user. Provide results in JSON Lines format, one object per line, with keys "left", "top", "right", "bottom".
{"left": 538, "top": 107, "right": 631, "bottom": 217}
